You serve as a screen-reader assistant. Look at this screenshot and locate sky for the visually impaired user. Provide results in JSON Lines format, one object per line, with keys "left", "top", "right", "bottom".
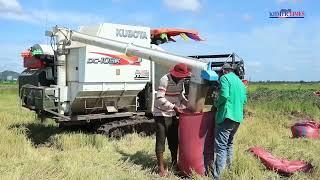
{"left": 0, "top": 0, "right": 319, "bottom": 81}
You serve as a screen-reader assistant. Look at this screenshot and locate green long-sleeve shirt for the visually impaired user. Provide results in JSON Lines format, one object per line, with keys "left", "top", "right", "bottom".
{"left": 214, "top": 72, "right": 247, "bottom": 124}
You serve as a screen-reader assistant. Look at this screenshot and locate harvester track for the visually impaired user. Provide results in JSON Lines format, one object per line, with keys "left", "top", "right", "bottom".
{"left": 96, "top": 116, "right": 155, "bottom": 138}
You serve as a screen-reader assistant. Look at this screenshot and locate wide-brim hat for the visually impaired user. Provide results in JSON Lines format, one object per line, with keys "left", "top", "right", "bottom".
{"left": 170, "top": 63, "right": 191, "bottom": 78}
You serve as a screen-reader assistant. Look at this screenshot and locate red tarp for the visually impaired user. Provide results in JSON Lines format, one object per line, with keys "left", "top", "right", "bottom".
{"left": 151, "top": 28, "right": 203, "bottom": 41}
{"left": 249, "top": 147, "right": 313, "bottom": 176}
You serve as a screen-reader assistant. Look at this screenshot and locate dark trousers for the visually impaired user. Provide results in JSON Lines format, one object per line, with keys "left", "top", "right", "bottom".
{"left": 155, "top": 116, "right": 179, "bottom": 155}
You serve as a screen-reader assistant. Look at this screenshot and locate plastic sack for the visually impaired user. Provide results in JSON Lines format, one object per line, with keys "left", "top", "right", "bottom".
{"left": 291, "top": 121, "right": 319, "bottom": 139}
{"left": 249, "top": 147, "right": 313, "bottom": 176}
{"left": 178, "top": 111, "right": 214, "bottom": 176}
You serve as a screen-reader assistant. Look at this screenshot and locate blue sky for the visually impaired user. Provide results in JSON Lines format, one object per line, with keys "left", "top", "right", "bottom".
{"left": 0, "top": 0, "right": 319, "bottom": 81}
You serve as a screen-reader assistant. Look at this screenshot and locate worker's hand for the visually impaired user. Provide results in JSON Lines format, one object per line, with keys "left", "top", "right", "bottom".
{"left": 211, "top": 106, "right": 217, "bottom": 112}
{"left": 173, "top": 105, "right": 183, "bottom": 114}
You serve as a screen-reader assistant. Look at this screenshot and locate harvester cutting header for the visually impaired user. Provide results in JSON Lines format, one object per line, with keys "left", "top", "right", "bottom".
{"left": 19, "top": 23, "right": 245, "bottom": 134}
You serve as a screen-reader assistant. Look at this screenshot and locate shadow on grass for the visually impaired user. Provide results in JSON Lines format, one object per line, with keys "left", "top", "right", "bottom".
{"left": 116, "top": 148, "right": 157, "bottom": 170}
{"left": 10, "top": 120, "right": 156, "bottom": 147}
{"left": 10, "top": 123, "right": 61, "bottom": 146}
{"left": 10, "top": 122, "right": 91, "bottom": 146}
{"left": 116, "top": 148, "right": 187, "bottom": 178}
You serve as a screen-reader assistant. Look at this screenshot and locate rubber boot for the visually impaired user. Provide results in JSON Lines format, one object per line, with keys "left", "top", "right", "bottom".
{"left": 156, "top": 152, "right": 167, "bottom": 177}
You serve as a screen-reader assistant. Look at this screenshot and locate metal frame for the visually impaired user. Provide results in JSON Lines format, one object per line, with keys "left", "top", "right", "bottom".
{"left": 20, "top": 84, "right": 60, "bottom": 110}
{"left": 189, "top": 53, "right": 245, "bottom": 78}
{"left": 189, "top": 53, "right": 244, "bottom": 65}
{"left": 49, "top": 111, "right": 145, "bottom": 122}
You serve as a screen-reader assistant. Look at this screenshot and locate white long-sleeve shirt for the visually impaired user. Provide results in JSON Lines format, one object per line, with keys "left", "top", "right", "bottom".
{"left": 153, "top": 73, "right": 188, "bottom": 117}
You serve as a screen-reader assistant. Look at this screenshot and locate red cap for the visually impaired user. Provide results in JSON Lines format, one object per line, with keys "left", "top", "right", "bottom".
{"left": 170, "top": 63, "right": 191, "bottom": 78}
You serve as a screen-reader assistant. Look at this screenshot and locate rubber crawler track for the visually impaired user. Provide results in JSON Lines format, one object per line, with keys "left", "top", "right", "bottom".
{"left": 96, "top": 116, "right": 155, "bottom": 138}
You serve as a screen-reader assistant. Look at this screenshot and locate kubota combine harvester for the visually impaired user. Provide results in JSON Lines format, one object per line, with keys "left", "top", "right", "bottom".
{"left": 19, "top": 23, "right": 245, "bottom": 136}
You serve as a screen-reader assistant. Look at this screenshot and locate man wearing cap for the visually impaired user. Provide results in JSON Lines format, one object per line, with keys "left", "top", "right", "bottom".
{"left": 153, "top": 63, "right": 191, "bottom": 176}
{"left": 212, "top": 63, "right": 247, "bottom": 180}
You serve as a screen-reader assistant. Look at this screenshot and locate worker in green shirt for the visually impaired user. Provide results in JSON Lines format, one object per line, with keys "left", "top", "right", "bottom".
{"left": 211, "top": 63, "right": 247, "bottom": 180}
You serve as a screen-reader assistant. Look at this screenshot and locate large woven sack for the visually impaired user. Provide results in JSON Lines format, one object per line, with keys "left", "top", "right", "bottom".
{"left": 291, "top": 121, "right": 319, "bottom": 139}
{"left": 249, "top": 147, "right": 313, "bottom": 176}
{"left": 178, "top": 111, "right": 214, "bottom": 176}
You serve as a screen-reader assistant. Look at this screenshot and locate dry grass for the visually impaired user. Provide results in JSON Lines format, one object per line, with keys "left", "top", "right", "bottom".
{"left": 0, "top": 83, "right": 319, "bottom": 179}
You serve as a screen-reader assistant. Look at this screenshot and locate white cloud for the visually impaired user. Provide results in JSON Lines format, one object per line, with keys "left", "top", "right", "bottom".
{"left": 237, "top": 20, "right": 319, "bottom": 80}
{"left": 0, "top": 11, "right": 105, "bottom": 26}
{"left": 0, "top": 0, "right": 22, "bottom": 13}
{"left": 0, "top": 0, "right": 106, "bottom": 72}
{"left": 164, "top": 0, "right": 201, "bottom": 12}
{"left": 0, "top": 0, "right": 34, "bottom": 22}
{"left": 176, "top": 18, "right": 320, "bottom": 81}
{"left": 0, "top": 11, "right": 36, "bottom": 23}
{"left": 0, "top": 0, "right": 105, "bottom": 26}
{"left": 0, "top": 43, "right": 30, "bottom": 72}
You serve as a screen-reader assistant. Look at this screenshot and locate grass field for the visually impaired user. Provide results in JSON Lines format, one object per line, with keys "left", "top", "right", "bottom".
{"left": 0, "top": 83, "right": 319, "bottom": 180}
